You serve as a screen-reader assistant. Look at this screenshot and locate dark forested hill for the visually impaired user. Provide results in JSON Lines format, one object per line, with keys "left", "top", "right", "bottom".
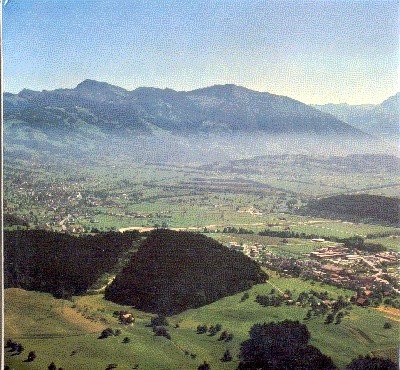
{"left": 105, "top": 229, "right": 268, "bottom": 314}
{"left": 4, "top": 230, "right": 140, "bottom": 297}
{"left": 302, "top": 194, "right": 400, "bottom": 225}
{"left": 4, "top": 80, "right": 363, "bottom": 138}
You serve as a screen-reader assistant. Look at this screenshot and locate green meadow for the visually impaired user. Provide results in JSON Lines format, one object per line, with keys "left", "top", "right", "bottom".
{"left": 5, "top": 271, "right": 399, "bottom": 370}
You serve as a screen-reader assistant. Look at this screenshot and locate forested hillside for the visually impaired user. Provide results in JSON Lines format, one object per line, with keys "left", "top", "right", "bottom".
{"left": 4, "top": 230, "right": 140, "bottom": 297}
{"left": 105, "top": 229, "right": 268, "bottom": 314}
{"left": 303, "top": 194, "right": 400, "bottom": 225}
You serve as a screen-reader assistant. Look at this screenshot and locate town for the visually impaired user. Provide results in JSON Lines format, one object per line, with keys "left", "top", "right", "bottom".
{"left": 227, "top": 240, "right": 399, "bottom": 307}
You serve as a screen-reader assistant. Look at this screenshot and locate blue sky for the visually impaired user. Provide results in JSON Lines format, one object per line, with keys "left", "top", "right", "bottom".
{"left": 3, "top": 0, "right": 399, "bottom": 104}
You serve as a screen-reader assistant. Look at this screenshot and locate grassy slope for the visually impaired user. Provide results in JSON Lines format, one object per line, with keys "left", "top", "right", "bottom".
{"left": 5, "top": 272, "right": 399, "bottom": 370}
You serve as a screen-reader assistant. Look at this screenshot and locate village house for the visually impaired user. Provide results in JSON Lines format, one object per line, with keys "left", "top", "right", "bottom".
{"left": 114, "top": 311, "right": 135, "bottom": 325}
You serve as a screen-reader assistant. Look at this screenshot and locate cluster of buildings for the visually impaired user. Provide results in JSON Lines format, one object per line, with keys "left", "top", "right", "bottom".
{"left": 306, "top": 245, "right": 399, "bottom": 294}
{"left": 227, "top": 241, "right": 265, "bottom": 259}
{"left": 237, "top": 207, "right": 263, "bottom": 216}
{"left": 227, "top": 240, "right": 399, "bottom": 299}
{"left": 7, "top": 174, "right": 152, "bottom": 232}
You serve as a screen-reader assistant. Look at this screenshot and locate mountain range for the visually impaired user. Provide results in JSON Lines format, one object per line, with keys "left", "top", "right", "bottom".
{"left": 4, "top": 79, "right": 364, "bottom": 139}
{"left": 313, "top": 93, "right": 399, "bottom": 137}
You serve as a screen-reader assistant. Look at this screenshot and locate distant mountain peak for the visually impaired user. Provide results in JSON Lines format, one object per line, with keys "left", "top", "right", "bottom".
{"left": 191, "top": 83, "right": 256, "bottom": 95}
{"left": 75, "top": 79, "right": 126, "bottom": 91}
{"left": 313, "top": 92, "right": 399, "bottom": 137}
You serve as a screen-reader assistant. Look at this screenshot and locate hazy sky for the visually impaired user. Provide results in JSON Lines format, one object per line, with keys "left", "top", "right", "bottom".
{"left": 3, "top": 0, "right": 399, "bottom": 104}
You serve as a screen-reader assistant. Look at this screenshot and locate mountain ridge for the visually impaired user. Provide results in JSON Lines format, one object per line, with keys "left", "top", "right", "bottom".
{"left": 313, "top": 93, "right": 399, "bottom": 137}
{"left": 5, "top": 79, "right": 365, "bottom": 137}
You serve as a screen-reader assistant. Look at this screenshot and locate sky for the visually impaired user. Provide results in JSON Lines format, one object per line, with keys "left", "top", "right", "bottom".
{"left": 3, "top": 0, "right": 399, "bottom": 104}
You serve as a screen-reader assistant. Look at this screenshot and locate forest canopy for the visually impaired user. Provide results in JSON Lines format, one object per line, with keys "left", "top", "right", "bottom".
{"left": 105, "top": 229, "right": 268, "bottom": 314}
{"left": 4, "top": 229, "right": 140, "bottom": 297}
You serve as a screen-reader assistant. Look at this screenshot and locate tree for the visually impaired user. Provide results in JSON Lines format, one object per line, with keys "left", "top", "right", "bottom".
{"left": 346, "top": 355, "right": 397, "bottom": 370}
{"left": 27, "top": 351, "right": 37, "bottom": 362}
{"left": 48, "top": 363, "right": 57, "bottom": 370}
{"left": 197, "top": 325, "right": 208, "bottom": 334}
{"left": 208, "top": 325, "right": 221, "bottom": 336}
{"left": 151, "top": 314, "right": 169, "bottom": 327}
{"left": 15, "top": 344, "right": 24, "bottom": 354}
{"left": 221, "top": 349, "right": 233, "bottom": 362}
{"left": 335, "top": 311, "right": 344, "bottom": 324}
{"left": 325, "top": 313, "right": 335, "bottom": 324}
{"left": 153, "top": 326, "right": 171, "bottom": 340}
{"left": 238, "top": 320, "right": 335, "bottom": 370}
{"left": 122, "top": 337, "right": 131, "bottom": 343}
{"left": 383, "top": 322, "right": 392, "bottom": 329}
{"left": 9, "top": 342, "right": 19, "bottom": 352}
{"left": 304, "top": 310, "right": 312, "bottom": 320}
{"left": 198, "top": 361, "right": 211, "bottom": 370}
{"left": 218, "top": 331, "right": 228, "bottom": 341}
{"left": 99, "top": 328, "right": 114, "bottom": 339}
{"left": 240, "top": 292, "right": 250, "bottom": 302}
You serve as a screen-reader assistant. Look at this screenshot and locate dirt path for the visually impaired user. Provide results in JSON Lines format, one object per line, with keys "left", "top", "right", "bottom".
{"left": 265, "top": 280, "right": 285, "bottom": 295}
{"left": 347, "top": 326, "right": 374, "bottom": 345}
{"left": 89, "top": 276, "right": 115, "bottom": 293}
